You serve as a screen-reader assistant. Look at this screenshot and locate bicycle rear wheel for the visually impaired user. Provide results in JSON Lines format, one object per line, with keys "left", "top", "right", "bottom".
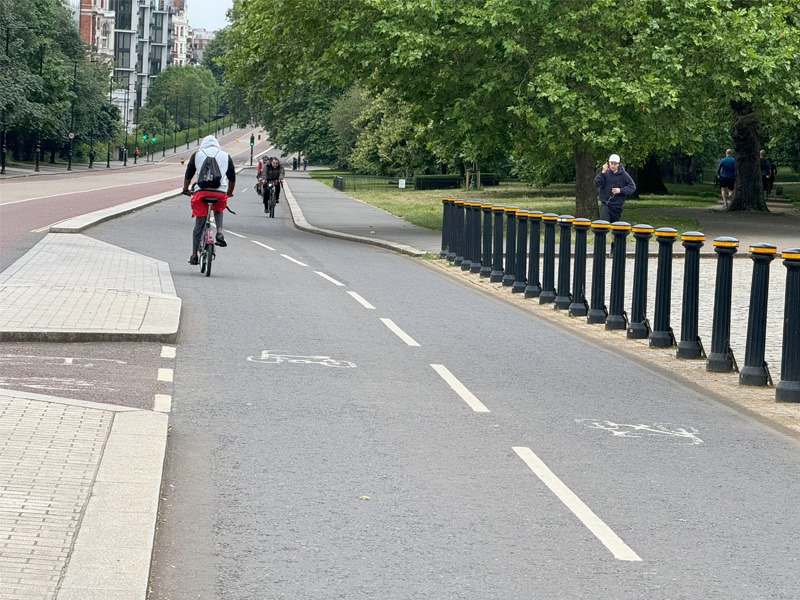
{"left": 205, "top": 245, "right": 213, "bottom": 277}
{"left": 269, "top": 187, "right": 276, "bottom": 218}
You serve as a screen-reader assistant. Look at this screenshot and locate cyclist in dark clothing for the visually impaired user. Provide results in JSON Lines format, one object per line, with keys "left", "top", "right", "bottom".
{"left": 262, "top": 156, "right": 285, "bottom": 213}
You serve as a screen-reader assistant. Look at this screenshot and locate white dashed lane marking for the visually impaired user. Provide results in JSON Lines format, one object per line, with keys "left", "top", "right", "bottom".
{"left": 154, "top": 394, "right": 172, "bottom": 413}
{"left": 226, "top": 231, "right": 246, "bottom": 238}
{"left": 513, "top": 446, "right": 642, "bottom": 562}
{"left": 252, "top": 241, "right": 275, "bottom": 251}
{"left": 157, "top": 368, "right": 173, "bottom": 382}
{"left": 281, "top": 254, "right": 308, "bottom": 267}
{"left": 430, "top": 364, "right": 490, "bottom": 413}
{"left": 380, "top": 318, "right": 420, "bottom": 347}
{"left": 160, "top": 346, "right": 176, "bottom": 359}
{"left": 315, "top": 272, "right": 345, "bottom": 286}
{"left": 347, "top": 292, "right": 376, "bottom": 310}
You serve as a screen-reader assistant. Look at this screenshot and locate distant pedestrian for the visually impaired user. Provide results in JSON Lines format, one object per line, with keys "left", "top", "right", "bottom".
{"left": 302, "top": 158, "right": 307, "bottom": 171}
{"left": 759, "top": 150, "right": 777, "bottom": 199}
{"left": 292, "top": 156, "right": 298, "bottom": 171}
{"left": 717, "top": 149, "right": 735, "bottom": 209}
{"left": 593, "top": 153, "right": 636, "bottom": 223}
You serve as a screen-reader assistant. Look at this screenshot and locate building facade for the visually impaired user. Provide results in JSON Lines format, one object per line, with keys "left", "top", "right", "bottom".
{"left": 78, "top": 0, "right": 116, "bottom": 62}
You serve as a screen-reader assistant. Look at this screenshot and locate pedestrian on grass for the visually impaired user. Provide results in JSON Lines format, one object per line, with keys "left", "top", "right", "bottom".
{"left": 717, "top": 149, "right": 735, "bottom": 209}
{"left": 593, "top": 153, "right": 636, "bottom": 223}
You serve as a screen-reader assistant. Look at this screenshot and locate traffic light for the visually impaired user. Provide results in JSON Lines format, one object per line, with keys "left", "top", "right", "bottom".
{"left": 142, "top": 134, "right": 147, "bottom": 141}
{"left": 151, "top": 136, "right": 156, "bottom": 143}
{"left": 249, "top": 134, "right": 254, "bottom": 147}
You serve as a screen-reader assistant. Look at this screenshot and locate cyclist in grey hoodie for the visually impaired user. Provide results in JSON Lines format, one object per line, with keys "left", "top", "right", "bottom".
{"left": 593, "top": 153, "right": 636, "bottom": 222}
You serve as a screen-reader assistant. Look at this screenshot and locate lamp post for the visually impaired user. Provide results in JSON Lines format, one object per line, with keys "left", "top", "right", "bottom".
{"left": 67, "top": 60, "right": 77, "bottom": 171}
{"left": 162, "top": 102, "right": 167, "bottom": 157}
{"left": 185, "top": 95, "right": 191, "bottom": 149}
{"left": 123, "top": 86, "right": 129, "bottom": 166}
{"left": 2, "top": 25, "right": 29, "bottom": 174}
{"left": 107, "top": 78, "right": 112, "bottom": 168}
{"left": 173, "top": 95, "right": 178, "bottom": 153}
{"left": 196, "top": 93, "right": 201, "bottom": 146}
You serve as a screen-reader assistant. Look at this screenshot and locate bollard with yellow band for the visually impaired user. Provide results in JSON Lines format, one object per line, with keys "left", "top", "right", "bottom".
{"left": 628, "top": 224, "right": 654, "bottom": 339}
{"left": 707, "top": 237, "right": 740, "bottom": 372}
{"left": 453, "top": 200, "right": 466, "bottom": 266}
{"left": 650, "top": 228, "right": 678, "bottom": 348}
{"left": 776, "top": 248, "right": 800, "bottom": 402}
{"left": 524, "top": 211, "right": 544, "bottom": 298}
{"left": 512, "top": 210, "right": 529, "bottom": 293}
{"left": 440, "top": 198, "right": 453, "bottom": 258}
{"left": 554, "top": 215, "right": 574, "bottom": 309}
{"left": 569, "top": 218, "right": 592, "bottom": 317}
{"left": 480, "top": 204, "right": 494, "bottom": 277}
{"left": 539, "top": 213, "right": 559, "bottom": 303}
{"left": 740, "top": 243, "right": 778, "bottom": 386}
{"left": 588, "top": 221, "right": 611, "bottom": 324}
{"left": 502, "top": 207, "right": 519, "bottom": 286}
{"left": 676, "top": 232, "right": 706, "bottom": 359}
{"left": 490, "top": 206, "right": 505, "bottom": 282}
{"left": 461, "top": 203, "right": 476, "bottom": 271}
{"left": 469, "top": 203, "right": 484, "bottom": 274}
{"left": 606, "top": 221, "right": 632, "bottom": 331}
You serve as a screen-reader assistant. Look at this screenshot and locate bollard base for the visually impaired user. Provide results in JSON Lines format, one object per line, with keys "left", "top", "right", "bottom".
{"left": 502, "top": 274, "right": 516, "bottom": 287}
{"left": 649, "top": 330, "right": 675, "bottom": 348}
{"left": 627, "top": 322, "right": 650, "bottom": 339}
{"left": 539, "top": 290, "right": 556, "bottom": 304}
{"left": 489, "top": 270, "right": 504, "bottom": 283}
{"left": 587, "top": 308, "right": 607, "bottom": 324}
{"left": 605, "top": 314, "right": 627, "bottom": 330}
{"left": 446, "top": 252, "right": 456, "bottom": 262}
{"left": 454, "top": 256, "right": 464, "bottom": 266}
{"left": 524, "top": 285, "right": 541, "bottom": 298}
{"left": 776, "top": 380, "right": 800, "bottom": 402}
{"left": 470, "top": 263, "right": 482, "bottom": 274}
{"left": 554, "top": 295, "right": 571, "bottom": 310}
{"left": 676, "top": 341, "right": 703, "bottom": 360}
{"left": 460, "top": 261, "right": 472, "bottom": 271}
{"left": 706, "top": 352, "right": 733, "bottom": 373}
{"left": 479, "top": 266, "right": 492, "bottom": 278}
{"left": 739, "top": 366, "right": 769, "bottom": 387}
{"left": 568, "top": 302, "right": 588, "bottom": 317}
{"left": 511, "top": 281, "right": 527, "bottom": 294}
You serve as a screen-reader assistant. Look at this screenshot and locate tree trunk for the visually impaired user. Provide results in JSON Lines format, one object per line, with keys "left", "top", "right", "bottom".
{"left": 574, "top": 145, "right": 599, "bottom": 219}
{"left": 634, "top": 153, "right": 669, "bottom": 195}
{"left": 730, "top": 100, "right": 768, "bottom": 212}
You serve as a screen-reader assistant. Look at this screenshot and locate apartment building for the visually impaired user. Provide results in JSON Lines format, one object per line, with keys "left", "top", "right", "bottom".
{"left": 78, "top": 0, "right": 116, "bottom": 62}
{"left": 190, "top": 28, "right": 215, "bottom": 65}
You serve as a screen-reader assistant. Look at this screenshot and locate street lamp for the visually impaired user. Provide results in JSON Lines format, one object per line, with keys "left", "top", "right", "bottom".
{"left": 2, "top": 25, "right": 29, "bottom": 174}
{"left": 185, "top": 95, "right": 191, "bottom": 149}
{"left": 123, "top": 86, "right": 130, "bottom": 166}
{"left": 67, "top": 60, "right": 77, "bottom": 171}
{"left": 107, "top": 78, "right": 113, "bottom": 168}
{"left": 173, "top": 95, "right": 178, "bottom": 153}
{"left": 162, "top": 102, "right": 167, "bottom": 157}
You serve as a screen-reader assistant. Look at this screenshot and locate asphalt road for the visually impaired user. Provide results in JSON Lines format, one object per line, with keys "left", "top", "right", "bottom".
{"left": 75, "top": 181, "right": 800, "bottom": 599}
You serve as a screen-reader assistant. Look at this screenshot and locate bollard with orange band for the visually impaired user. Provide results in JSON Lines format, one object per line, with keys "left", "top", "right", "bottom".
{"left": 776, "top": 248, "right": 800, "bottom": 402}
{"left": 707, "top": 237, "right": 739, "bottom": 372}
{"left": 587, "top": 221, "right": 611, "bottom": 324}
{"left": 740, "top": 243, "right": 777, "bottom": 386}
{"left": 650, "top": 228, "right": 678, "bottom": 348}
{"left": 628, "top": 224, "right": 654, "bottom": 339}
{"left": 676, "top": 232, "right": 706, "bottom": 359}
{"left": 606, "top": 221, "right": 631, "bottom": 331}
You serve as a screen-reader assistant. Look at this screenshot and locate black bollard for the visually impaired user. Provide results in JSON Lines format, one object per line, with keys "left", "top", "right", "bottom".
{"left": 676, "top": 232, "right": 706, "bottom": 359}
{"left": 470, "top": 203, "right": 484, "bottom": 274}
{"left": 461, "top": 203, "right": 476, "bottom": 271}
{"left": 490, "top": 206, "right": 505, "bottom": 282}
{"left": 502, "top": 207, "right": 519, "bottom": 286}
{"left": 740, "top": 243, "right": 777, "bottom": 386}
{"left": 524, "top": 211, "right": 543, "bottom": 298}
{"left": 446, "top": 198, "right": 458, "bottom": 262}
{"left": 650, "top": 228, "right": 678, "bottom": 348}
{"left": 554, "top": 215, "right": 574, "bottom": 309}
{"left": 453, "top": 200, "right": 466, "bottom": 266}
{"left": 627, "top": 224, "right": 654, "bottom": 339}
{"left": 512, "top": 210, "right": 529, "bottom": 293}
{"left": 776, "top": 248, "right": 800, "bottom": 402}
{"left": 706, "top": 237, "right": 739, "bottom": 372}
{"left": 480, "top": 204, "right": 494, "bottom": 277}
{"left": 588, "top": 221, "right": 611, "bottom": 324}
{"left": 440, "top": 198, "right": 451, "bottom": 258}
{"left": 569, "top": 218, "right": 592, "bottom": 317}
{"left": 539, "top": 213, "right": 558, "bottom": 303}
{"left": 606, "top": 222, "right": 631, "bottom": 330}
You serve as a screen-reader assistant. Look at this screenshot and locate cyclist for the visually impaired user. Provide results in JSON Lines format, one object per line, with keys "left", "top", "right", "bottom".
{"left": 255, "top": 154, "right": 267, "bottom": 195}
{"left": 262, "top": 156, "right": 285, "bottom": 213}
{"left": 182, "top": 135, "right": 236, "bottom": 265}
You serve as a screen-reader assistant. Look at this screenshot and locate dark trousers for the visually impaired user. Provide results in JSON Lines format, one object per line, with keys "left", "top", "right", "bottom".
{"left": 600, "top": 202, "right": 623, "bottom": 223}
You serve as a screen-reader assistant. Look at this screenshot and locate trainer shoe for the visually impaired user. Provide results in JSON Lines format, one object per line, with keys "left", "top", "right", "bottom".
{"left": 188, "top": 256, "right": 199, "bottom": 265}
{"left": 215, "top": 233, "right": 227, "bottom": 247}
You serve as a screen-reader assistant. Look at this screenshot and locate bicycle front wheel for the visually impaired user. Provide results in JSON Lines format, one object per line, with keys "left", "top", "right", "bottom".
{"left": 205, "top": 245, "right": 213, "bottom": 277}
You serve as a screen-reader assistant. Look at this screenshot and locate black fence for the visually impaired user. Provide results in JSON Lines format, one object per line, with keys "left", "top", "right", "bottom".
{"left": 439, "top": 198, "right": 800, "bottom": 402}
{"left": 333, "top": 175, "right": 414, "bottom": 191}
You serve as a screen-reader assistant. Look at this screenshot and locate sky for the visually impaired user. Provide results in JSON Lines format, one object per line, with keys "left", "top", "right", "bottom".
{"left": 188, "top": 0, "right": 234, "bottom": 32}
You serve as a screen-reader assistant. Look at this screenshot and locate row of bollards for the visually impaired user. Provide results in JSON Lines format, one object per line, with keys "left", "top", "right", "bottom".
{"left": 440, "top": 197, "right": 800, "bottom": 402}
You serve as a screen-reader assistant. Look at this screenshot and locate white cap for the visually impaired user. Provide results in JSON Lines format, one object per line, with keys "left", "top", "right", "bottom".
{"left": 608, "top": 154, "right": 621, "bottom": 163}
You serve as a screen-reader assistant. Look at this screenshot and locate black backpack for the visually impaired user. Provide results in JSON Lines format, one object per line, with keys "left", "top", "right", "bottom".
{"left": 196, "top": 152, "right": 222, "bottom": 189}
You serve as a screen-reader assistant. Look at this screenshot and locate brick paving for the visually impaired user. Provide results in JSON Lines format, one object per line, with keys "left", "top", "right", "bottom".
{"left": 0, "top": 397, "right": 112, "bottom": 600}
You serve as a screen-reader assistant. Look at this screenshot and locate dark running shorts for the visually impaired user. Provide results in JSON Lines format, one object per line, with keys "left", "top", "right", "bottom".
{"left": 719, "top": 177, "right": 735, "bottom": 190}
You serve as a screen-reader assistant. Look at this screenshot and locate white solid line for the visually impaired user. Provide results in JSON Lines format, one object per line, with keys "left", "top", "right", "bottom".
{"left": 347, "top": 291, "right": 376, "bottom": 310}
{"left": 154, "top": 394, "right": 172, "bottom": 413}
{"left": 430, "top": 364, "right": 490, "bottom": 413}
{"left": 315, "top": 271, "right": 345, "bottom": 286}
{"left": 380, "top": 318, "right": 420, "bottom": 347}
{"left": 281, "top": 254, "right": 308, "bottom": 267}
{"left": 157, "top": 368, "right": 174, "bottom": 383}
{"left": 512, "top": 447, "right": 642, "bottom": 562}
{"left": 227, "top": 230, "right": 246, "bottom": 238}
{"left": 160, "top": 346, "right": 176, "bottom": 359}
{"left": 252, "top": 240, "right": 275, "bottom": 251}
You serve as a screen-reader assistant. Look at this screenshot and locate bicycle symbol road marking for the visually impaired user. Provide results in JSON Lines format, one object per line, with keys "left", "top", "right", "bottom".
{"left": 247, "top": 351, "right": 356, "bottom": 368}
{"left": 576, "top": 419, "right": 704, "bottom": 445}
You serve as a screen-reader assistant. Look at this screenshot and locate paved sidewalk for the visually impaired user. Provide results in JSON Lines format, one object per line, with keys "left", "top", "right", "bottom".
{"left": 0, "top": 166, "right": 798, "bottom": 599}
